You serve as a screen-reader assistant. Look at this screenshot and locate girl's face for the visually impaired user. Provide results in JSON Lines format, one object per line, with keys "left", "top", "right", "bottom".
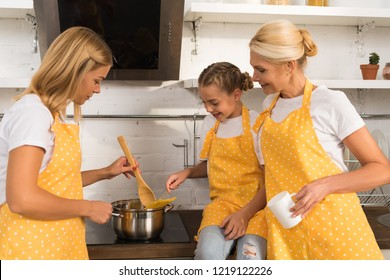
{"left": 73, "top": 65, "right": 111, "bottom": 105}
{"left": 250, "top": 50, "right": 289, "bottom": 95}
{"left": 199, "top": 84, "right": 242, "bottom": 122}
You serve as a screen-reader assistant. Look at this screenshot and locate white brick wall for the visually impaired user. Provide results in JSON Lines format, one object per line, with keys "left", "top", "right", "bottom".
{"left": 1, "top": 2, "right": 390, "bottom": 209}
{"left": 0, "top": 18, "right": 40, "bottom": 78}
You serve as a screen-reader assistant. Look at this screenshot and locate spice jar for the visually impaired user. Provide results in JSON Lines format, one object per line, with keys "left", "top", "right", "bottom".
{"left": 307, "top": 0, "right": 328, "bottom": 6}
{"left": 382, "top": 63, "right": 390, "bottom": 80}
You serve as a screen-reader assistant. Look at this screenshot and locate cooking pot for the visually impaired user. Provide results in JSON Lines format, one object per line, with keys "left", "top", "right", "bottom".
{"left": 111, "top": 199, "right": 174, "bottom": 240}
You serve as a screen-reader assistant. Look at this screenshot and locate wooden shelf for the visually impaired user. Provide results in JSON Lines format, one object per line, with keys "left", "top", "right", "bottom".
{"left": 315, "top": 79, "right": 390, "bottom": 89}
{"left": 183, "top": 78, "right": 390, "bottom": 89}
{"left": 0, "top": 0, "right": 33, "bottom": 18}
{"left": 183, "top": 3, "right": 390, "bottom": 91}
{"left": 184, "top": 3, "right": 390, "bottom": 27}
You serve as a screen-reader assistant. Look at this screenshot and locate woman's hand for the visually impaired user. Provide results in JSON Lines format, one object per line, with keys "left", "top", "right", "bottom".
{"left": 85, "top": 200, "right": 113, "bottom": 224}
{"left": 81, "top": 156, "right": 138, "bottom": 187}
{"left": 290, "top": 177, "right": 331, "bottom": 218}
{"left": 220, "top": 209, "right": 250, "bottom": 240}
{"left": 106, "top": 156, "right": 137, "bottom": 179}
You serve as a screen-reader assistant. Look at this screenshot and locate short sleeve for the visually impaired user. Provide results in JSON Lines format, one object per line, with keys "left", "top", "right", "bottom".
{"left": 333, "top": 92, "right": 365, "bottom": 140}
{"left": 7, "top": 103, "right": 54, "bottom": 152}
{"left": 312, "top": 90, "right": 365, "bottom": 141}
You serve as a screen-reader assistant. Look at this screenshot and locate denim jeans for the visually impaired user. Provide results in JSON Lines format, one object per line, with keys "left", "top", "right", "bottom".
{"left": 194, "top": 225, "right": 267, "bottom": 260}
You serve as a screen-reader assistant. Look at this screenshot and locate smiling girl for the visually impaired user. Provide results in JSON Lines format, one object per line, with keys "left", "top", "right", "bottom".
{"left": 166, "top": 62, "right": 267, "bottom": 260}
{"left": 0, "top": 27, "right": 135, "bottom": 260}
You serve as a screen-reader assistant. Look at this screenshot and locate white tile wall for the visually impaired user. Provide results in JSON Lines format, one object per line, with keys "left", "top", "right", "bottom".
{"left": 1, "top": 3, "right": 390, "bottom": 209}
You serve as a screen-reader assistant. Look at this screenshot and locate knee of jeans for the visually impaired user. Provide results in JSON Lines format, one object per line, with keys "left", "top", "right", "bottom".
{"left": 194, "top": 228, "right": 233, "bottom": 260}
{"left": 241, "top": 241, "right": 258, "bottom": 259}
{"left": 237, "top": 235, "right": 266, "bottom": 260}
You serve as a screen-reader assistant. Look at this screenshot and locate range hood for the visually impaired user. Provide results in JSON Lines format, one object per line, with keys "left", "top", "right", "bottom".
{"left": 33, "top": 0, "right": 184, "bottom": 81}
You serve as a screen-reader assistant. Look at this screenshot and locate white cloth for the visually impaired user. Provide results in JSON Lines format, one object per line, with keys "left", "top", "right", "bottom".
{"left": 0, "top": 94, "right": 55, "bottom": 205}
{"left": 260, "top": 85, "right": 365, "bottom": 171}
{"left": 199, "top": 109, "right": 261, "bottom": 164}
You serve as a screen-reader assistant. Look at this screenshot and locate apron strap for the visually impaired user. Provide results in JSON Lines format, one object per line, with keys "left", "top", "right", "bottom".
{"left": 252, "top": 79, "right": 313, "bottom": 133}
{"left": 199, "top": 118, "right": 220, "bottom": 159}
{"left": 252, "top": 93, "right": 279, "bottom": 133}
{"left": 302, "top": 79, "right": 313, "bottom": 108}
{"left": 200, "top": 104, "right": 251, "bottom": 159}
{"left": 50, "top": 113, "right": 60, "bottom": 133}
{"left": 241, "top": 105, "right": 251, "bottom": 136}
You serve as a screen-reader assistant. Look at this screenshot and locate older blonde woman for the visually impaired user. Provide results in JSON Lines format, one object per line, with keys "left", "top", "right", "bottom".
{"left": 0, "top": 27, "right": 135, "bottom": 260}
{"left": 250, "top": 19, "right": 389, "bottom": 260}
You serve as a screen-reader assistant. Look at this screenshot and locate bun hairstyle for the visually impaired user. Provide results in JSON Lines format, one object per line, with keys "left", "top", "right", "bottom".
{"left": 198, "top": 62, "right": 254, "bottom": 94}
{"left": 249, "top": 19, "right": 318, "bottom": 66}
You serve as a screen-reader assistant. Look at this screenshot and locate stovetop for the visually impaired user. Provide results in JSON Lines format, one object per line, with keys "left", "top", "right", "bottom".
{"left": 85, "top": 212, "right": 191, "bottom": 245}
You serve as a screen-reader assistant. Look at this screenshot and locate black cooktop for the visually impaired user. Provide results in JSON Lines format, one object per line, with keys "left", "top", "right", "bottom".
{"left": 85, "top": 212, "right": 191, "bottom": 245}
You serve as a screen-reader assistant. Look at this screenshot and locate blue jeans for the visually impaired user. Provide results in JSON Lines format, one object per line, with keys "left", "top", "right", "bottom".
{"left": 194, "top": 225, "right": 267, "bottom": 260}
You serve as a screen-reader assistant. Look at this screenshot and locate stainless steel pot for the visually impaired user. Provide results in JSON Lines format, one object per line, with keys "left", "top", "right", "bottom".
{"left": 111, "top": 199, "right": 173, "bottom": 240}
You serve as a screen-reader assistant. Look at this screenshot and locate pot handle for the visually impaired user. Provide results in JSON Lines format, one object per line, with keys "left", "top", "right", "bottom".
{"left": 164, "top": 204, "right": 174, "bottom": 212}
{"left": 111, "top": 212, "right": 123, "bottom": 218}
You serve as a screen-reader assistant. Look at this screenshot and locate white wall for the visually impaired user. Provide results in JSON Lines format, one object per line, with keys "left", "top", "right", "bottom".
{"left": 1, "top": 2, "right": 390, "bottom": 209}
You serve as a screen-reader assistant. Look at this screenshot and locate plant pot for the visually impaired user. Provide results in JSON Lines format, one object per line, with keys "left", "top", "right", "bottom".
{"left": 360, "top": 64, "right": 379, "bottom": 80}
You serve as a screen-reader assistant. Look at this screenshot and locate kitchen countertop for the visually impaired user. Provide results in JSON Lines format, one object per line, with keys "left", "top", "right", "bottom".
{"left": 87, "top": 207, "right": 390, "bottom": 260}
{"left": 87, "top": 210, "right": 201, "bottom": 260}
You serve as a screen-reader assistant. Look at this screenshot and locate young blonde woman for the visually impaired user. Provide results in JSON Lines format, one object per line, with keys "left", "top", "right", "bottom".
{"left": 0, "top": 27, "right": 135, "bottom": 260}
{"left": 166, "top": 62, "right": 267, "bottom": 260}
{"left": 250, "top": 19, "right": 389, "bottom": 259}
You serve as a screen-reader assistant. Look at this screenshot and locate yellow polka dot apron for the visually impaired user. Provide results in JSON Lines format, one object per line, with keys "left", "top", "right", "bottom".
{"left": 0, "top": 115, "right": 88, "bottom": 260}
{"left": 198, "top": 105, "right": 267, "bottom": 239}
{"left": 253, "top": 80, "right": 383, "bottom": 259}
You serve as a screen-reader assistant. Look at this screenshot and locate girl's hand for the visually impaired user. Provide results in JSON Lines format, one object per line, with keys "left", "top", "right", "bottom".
{"left": 220, "top": 210, "right": 249, "bottom": 240}
{"left": 165, "top": 169, "right": 190, "bottom": 193}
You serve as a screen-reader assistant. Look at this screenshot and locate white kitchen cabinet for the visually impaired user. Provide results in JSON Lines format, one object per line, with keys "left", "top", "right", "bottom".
{"left": 184, "top": 3, "right": 390, "bottom": 26}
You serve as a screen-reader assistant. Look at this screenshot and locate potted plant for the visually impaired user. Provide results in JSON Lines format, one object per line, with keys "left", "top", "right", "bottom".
{"left": 360, "top": 52, "right": 380, "bottom": 80}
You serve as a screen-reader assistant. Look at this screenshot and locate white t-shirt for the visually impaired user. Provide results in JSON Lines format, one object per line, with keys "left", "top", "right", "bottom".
{"left": 0, "top": 94, "right": 55, "bottom": 205}
{"left": 199, "top": 109, "right": 261, "bottom": 164}
{"left": 260, "top": 85, "right": 365, "bottom": 171}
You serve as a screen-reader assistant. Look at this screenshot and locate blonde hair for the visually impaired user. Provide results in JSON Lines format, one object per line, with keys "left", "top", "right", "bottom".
{"left": 249, "top": 19, "right": 317, "bottom": 66}
{"left": 198, "top": 62, "right": 253, "bottom": 94}
{"left": 17, "top": 26, "right": 112, "bottom": 122}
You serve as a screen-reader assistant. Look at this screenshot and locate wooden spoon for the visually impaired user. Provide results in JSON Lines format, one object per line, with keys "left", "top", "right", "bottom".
{"left": 117, "top": 136, "right": 156, "bottom": 207}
